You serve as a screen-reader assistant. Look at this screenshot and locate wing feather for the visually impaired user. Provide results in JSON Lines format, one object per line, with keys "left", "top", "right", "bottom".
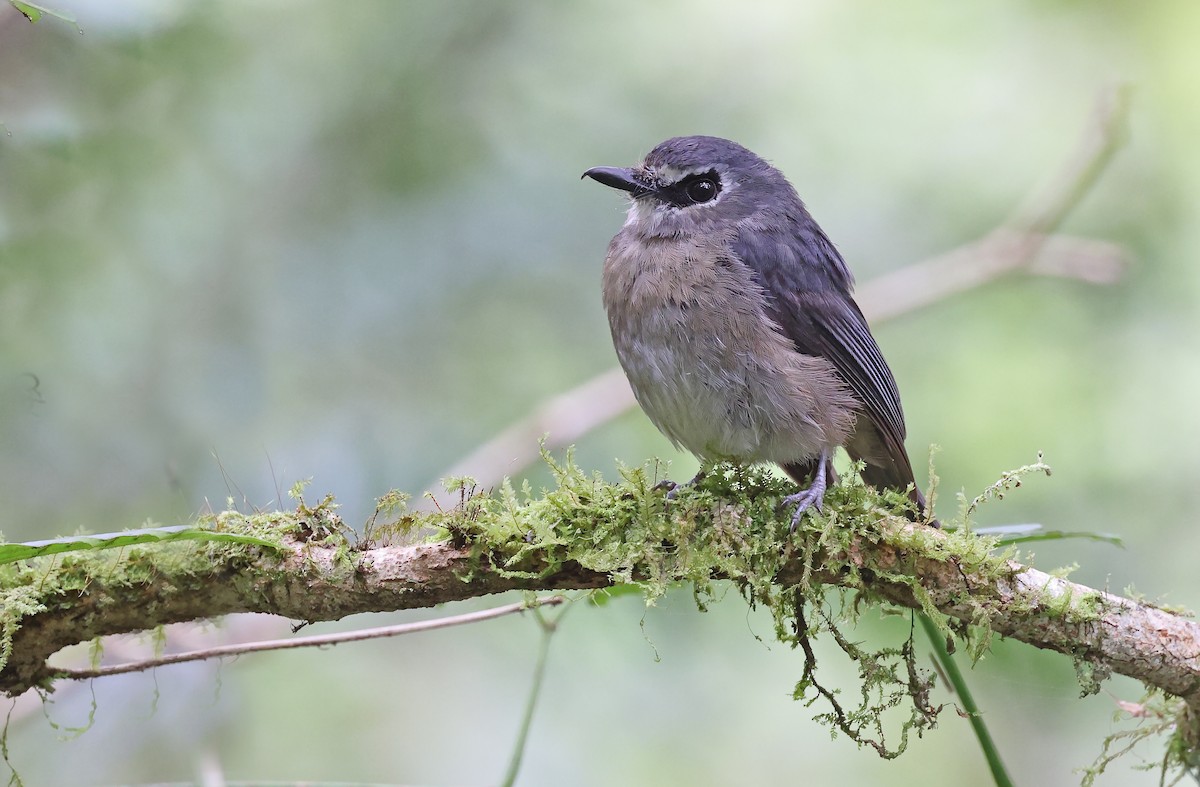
{"left": 731, "top": 223, "right": 914, "bottom": 485}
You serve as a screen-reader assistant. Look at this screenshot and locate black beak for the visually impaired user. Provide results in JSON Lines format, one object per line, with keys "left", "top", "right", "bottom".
{"left": 582, "top": 166, "right": 653, "bottom": 197}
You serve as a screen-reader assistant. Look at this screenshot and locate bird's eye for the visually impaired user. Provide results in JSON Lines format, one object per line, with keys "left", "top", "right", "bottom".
{"left": 683, "top": 175, "right": 719, "bottom": 204}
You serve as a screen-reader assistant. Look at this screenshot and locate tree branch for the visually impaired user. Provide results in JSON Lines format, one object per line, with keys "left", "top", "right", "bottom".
{"left": 3, "top": 472, "right": 1197, "bottom": 742}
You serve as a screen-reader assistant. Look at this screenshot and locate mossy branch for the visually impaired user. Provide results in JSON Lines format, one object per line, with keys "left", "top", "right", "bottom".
{"left": 2, "top": 461, "right": 1198, "bottom": 768}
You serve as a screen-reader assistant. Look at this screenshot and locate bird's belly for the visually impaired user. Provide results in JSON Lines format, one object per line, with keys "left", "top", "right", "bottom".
{"left": 602, "top": 233, "right": 858, "bottom": 464}
{"left": 609, "top": 302, "right": 849, "bottom": 464}
{"left": 616, "top": 335, "right": 771, "bottom": 459}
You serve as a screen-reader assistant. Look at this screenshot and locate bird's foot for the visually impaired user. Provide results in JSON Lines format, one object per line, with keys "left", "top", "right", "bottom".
{"left": 782, "top": 481, "right": 825, "bottom": 531}
{"left": 652, "top": 479, "right": 679, "bottom": 496}
{"left": 781, "top": 452, "right": 830, "bottom": 532}
{"left": 654, "top": 468, "right": 707, "bottom": 500}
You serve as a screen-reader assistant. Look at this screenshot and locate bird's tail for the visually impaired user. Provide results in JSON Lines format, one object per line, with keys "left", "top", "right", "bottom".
{"left": 846, "top": 421, "right": 939, "bottom": 528}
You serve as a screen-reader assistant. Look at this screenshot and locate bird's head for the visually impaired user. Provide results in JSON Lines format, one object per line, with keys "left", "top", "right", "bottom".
{"left": 582, "top": 135, "right": 800, "bottom": 237}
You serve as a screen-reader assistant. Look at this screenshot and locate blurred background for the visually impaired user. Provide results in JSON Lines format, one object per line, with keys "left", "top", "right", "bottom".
{"left": 1, "top": 1, "right": 1198, "bottom": 784}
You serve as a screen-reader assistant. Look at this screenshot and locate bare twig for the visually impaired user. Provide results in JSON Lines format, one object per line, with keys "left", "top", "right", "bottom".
{"left": 855, "top": 230, "right": 1127, "bottom": 322}
{"left": 436, "top": 368, "right": 634, "bottom": 485}
{"left": 860, "top": 83, "right": 1131, "bottom": 321}
{"left": 1025, "top": 234, "right": 1126, "bottom": 284}
{"left": 53, "top": 596, "right": 564, "bottom": 681}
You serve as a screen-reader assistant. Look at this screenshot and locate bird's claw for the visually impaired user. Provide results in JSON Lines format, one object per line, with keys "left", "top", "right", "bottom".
{"left": 782, "top": 485, "right": 825, "bottom": 531}
{"left": 652, "top": 479, "right": 681, "bottom": 499}
{"left": 782, "top": 453, "right": 829, "bottom": 532}
{"left": 654, "top": 469, "right": 707, "bottom": 500}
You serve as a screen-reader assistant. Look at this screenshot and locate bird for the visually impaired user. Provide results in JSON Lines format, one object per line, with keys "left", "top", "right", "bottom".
{"left": 582, "top": 135, "right": 934, "bottom": 528}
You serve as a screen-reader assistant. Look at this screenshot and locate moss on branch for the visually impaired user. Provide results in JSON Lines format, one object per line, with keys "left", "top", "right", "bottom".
{"left": 0, "top": 456, "right": 1196, "bottom": 776}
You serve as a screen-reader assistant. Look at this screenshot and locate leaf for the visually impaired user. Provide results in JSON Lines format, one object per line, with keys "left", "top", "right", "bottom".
{"left": 971, "top": 523, "right": 1044, "bottom": 536}
{"left": 587, "top": 584, "right": 644, "bottom": 606}
{"left": 0, "top": 526, "right": 283, "bottom": 564}
{"left": 10, "top": 1, "right": 40, "bottom": 22}
{"left": 9, "top": 1, "right": 79, "bottom": 29}
{"left": 968, "top": 523, "right": 1124, "bottom": 548}
{"left": 997, "top": 530, "right": 1123, "bottom": 547}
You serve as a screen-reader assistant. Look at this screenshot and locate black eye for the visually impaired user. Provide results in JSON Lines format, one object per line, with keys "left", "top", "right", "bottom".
{"left": 684, "top": 176, "right": 718, "bottom": 204}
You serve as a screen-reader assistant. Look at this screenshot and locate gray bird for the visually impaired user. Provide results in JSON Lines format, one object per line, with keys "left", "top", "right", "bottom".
{"left": 583, "top": 135, "right": 932, "bottom": 527}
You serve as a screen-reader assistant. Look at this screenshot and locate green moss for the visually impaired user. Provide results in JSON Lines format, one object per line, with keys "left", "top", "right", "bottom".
{"left": 1072, "top": 591, "right": 1106, "bottom": 622}
{"left": 0, "top": 585, "right": 46, "bottom": 674}
{"left": 413, "top": 452, "right": 1024, "bottom": 758}
{"left": 1073, "top": 656, "right": 1111, "bottom": 698}
{"left": 0, "top": 495, "right": 355, "bottom": 682}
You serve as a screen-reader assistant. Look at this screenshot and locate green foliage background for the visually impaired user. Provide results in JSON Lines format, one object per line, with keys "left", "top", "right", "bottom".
{"left": 1, "top": 1, "right": 1198, "bottom": 784}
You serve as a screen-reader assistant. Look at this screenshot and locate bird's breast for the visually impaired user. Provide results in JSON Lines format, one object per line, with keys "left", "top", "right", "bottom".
{"left": 601, "top": 231, "right": 857, "bottom": 463}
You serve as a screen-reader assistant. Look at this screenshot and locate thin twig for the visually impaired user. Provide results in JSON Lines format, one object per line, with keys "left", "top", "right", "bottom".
{"left": 54, "top": 595, "right": 565, "bottom": 681}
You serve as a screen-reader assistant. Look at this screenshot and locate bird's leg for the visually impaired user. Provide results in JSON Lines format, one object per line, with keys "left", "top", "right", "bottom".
{"left": 782, "top": 449, "right": 830, "bottom": 531}
{"left": 654, "top": 467, "right": 708, "bottom": 500}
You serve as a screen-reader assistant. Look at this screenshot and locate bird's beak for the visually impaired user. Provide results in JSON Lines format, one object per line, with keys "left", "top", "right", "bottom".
{"left": 581, "top": 166, "right": 654, "bottom": 197}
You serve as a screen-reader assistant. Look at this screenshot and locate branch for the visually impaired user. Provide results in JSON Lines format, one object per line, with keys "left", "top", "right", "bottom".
{"left": 0, "top": 511, "right": 610, "bottom": 697}
{"left": 3, "top": 470, "right": 1197, "bottom": 740}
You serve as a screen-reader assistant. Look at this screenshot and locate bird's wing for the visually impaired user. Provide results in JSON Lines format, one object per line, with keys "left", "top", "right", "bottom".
{"left": 731, "top": 225, "right": 912, "bottom": 480}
